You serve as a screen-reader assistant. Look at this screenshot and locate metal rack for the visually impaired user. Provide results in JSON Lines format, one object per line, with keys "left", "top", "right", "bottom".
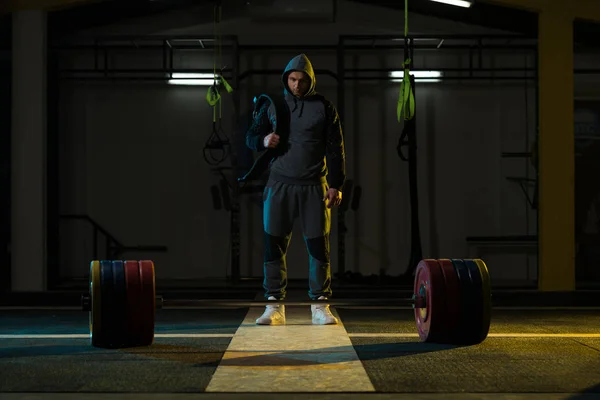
{"left": 52, "top": 34, "right": 547, "bottom": 82}
{"left": 50, "top": 33, "right": 561, "bottom": 283}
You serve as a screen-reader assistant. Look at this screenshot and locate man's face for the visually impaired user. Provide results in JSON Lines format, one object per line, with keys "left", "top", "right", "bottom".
{"left": 287, "top": 71, "right": 310, "bottom": 97}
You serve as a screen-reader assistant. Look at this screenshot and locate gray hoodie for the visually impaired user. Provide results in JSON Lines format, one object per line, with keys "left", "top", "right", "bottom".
{"left": 245, "top": 53, "right": 346, "bottom": 190}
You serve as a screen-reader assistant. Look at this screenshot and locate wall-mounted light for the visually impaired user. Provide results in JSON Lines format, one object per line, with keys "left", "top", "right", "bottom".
{"left": 389, "top": 70, "right": 443, "bottom": 82}
{"left": 167, "top": 73, "right": 221, "bottom": 86}
{"left": 429, "top": 0, "right": 472, "bottom": 8}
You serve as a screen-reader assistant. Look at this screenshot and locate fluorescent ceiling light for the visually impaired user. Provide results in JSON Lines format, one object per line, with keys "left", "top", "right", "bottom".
{"left": 390, "top": 70, "right": 442, "bottom": 79}
{"left": 168, "top": 73, "right": 220, "bottom": 86}
{"left": 429, "top": 0, "right": 472, "bottom": 8}
{"left": 389, "top": 70, "right": 443, "bottom": 82}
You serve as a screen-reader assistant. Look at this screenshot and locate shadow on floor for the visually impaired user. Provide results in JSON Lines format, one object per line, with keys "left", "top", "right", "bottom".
{"left": 207, "top": 341, "right": 459, "bottom": 367}
{"left": 568, "top": 382, "right": 600, "bottom": 398}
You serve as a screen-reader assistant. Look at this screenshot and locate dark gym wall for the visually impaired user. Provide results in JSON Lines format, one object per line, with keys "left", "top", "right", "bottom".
{"left": 0, "top": 26, "right": 60, "bottom": 291}
{"left": 34, "top": 1, "right": 600, "bottom": 287}
{"left": 0, "top": 56, "right": 10, "bottom": 292}
{"left": 47, "top": 50, "right": 60, "bottom": 290}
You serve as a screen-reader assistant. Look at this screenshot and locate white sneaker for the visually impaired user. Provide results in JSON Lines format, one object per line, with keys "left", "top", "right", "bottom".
{"left": 311, "top": 296, "right": 338, "bottom": 325}
{"left": 256, "top": 296, "right": 286, "bottom": 325}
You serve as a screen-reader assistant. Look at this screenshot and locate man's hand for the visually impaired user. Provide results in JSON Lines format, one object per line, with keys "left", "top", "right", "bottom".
{"left": 324, "top": 188, "right": 342, "bottom": 209}
{"left": 263, "top": 132, "right": 280, "bottom": 148}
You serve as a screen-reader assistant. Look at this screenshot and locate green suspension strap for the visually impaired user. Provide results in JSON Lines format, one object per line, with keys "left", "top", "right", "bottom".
{"left": 205, "top": 4, "right": 221, "bottom": 109}
{"left": 206, "top": 3, "right": 233, "bottom": 109}
{"left": 397, "top": 0, "right": 415, "bottom": 123}
{"left": 203, "top": 2, "right": 234, "bottom": 166}
{"left": 211, "top": 4, "right": 233, "bottom": 108}
{"left": 395, "top": 0, "right": 422, "bottom": 280}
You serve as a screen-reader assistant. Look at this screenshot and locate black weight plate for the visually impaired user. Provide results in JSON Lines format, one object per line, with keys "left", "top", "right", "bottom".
{"left": 99, "top": 260, "right": 114, "bottom": 347}
{"left": 450, "top": 259, "right": 479, "bottom": 345}
{"left": 111, "top": 260, "right": 128, "bottom": 347}
{"left": 463, "top": 259, "right": 486, "bottom": 344}
{"left": 437, "top": 259, "right": 462, "bottom": 343}
{"left": 99, "top": 260, "right": 128, "bottom": 348}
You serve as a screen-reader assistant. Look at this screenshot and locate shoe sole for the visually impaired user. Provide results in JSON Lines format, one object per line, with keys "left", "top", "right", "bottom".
{"left": 312, "top": 320, "right": 338, "bottom": 325}
{"left": 256, "top": 319, "right": 286, "bottom": 325}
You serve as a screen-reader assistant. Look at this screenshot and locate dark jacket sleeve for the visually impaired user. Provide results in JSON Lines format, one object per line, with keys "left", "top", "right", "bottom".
{"left": 245, "top": 101, "right": 271, "bottom": 152}
{"left": 324, "top": 101, "right": 346, "bottom": 191}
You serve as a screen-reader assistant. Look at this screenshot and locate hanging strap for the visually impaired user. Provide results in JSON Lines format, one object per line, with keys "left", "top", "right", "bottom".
{"left": 397, "top": 0, "right": 415, "bottom": 123}
{"left": 205, "top": 4, "right": 234, "bottom": 122}
{"left": 202, "top": 2, "right": 235, "bottom": 167}
{"left": 206, "top": 4, "right": 221, "bottom": 113}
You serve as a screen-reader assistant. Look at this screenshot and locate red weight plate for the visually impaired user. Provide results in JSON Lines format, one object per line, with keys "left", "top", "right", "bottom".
{"left": 413, "top": 259, "right": 447, "bottom": 342}
{"left": 124, "top": 260, "right": 143, "bottom": 346}
{"left": 138, "top": 260, "right": 156, "bottom": 346}
{"left": 437, "top": 259, "right": 462, "bottom": 343}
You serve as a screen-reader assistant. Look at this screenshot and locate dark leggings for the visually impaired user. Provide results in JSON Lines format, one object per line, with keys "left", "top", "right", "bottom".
{"left": 263, "top": 232, "right": 332, "bottom": 300}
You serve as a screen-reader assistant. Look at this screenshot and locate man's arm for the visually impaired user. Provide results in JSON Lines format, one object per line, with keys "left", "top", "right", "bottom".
{"left": 325, "top": 101, "right": 346, "bottom": 191}
{"left": 245, "top": 101, "right": 271, "bottom": 151}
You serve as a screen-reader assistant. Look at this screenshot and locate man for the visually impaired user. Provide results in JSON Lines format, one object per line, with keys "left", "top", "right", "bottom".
{"left": 245, "top": 53, "right": 346, "bottom": 325}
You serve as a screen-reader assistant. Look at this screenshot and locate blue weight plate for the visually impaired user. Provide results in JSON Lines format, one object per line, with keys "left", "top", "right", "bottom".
{"left": 111, "top": 260, "right": 129, "bottom": 347}
{"left": 99, "top": 260, "right": 114, "bottom": 347}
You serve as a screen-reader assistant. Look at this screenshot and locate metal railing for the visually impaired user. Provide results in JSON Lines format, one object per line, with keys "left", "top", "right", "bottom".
{"left": 60, "top": 214, "right": 168, "bottom": 260}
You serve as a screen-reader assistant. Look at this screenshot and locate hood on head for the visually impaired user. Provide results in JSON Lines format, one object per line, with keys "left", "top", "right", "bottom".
{"left": 281, "top": 53, "right": 317, "bottom": 98}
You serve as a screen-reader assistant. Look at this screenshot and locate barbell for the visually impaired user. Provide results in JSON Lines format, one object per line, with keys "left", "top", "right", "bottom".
{"left": 81, "top": 258, "right": 491, "bottom": 349}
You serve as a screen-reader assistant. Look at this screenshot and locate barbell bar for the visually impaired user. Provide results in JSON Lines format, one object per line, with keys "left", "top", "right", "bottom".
{"left": 82, "top": 296, "right": 427, "bottom": 310}
{"left": 83, "top": 258, "right": 492, "bottom": 349}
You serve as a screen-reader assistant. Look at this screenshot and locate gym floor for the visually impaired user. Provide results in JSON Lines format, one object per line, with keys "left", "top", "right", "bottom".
{"left": 1, "top": 288, "right": 600, "bottom": 400}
